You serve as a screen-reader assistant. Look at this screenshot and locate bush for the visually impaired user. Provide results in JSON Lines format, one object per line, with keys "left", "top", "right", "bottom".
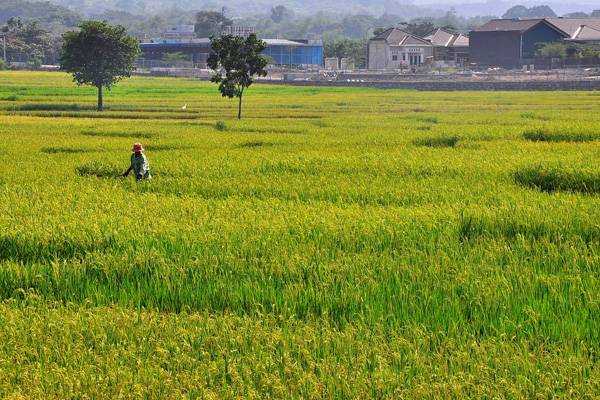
{"left": 513, "top": 164, "right": 600, "bottom": 193}
{"left": 0, "top": 60, "right": 8, "bottom": 71}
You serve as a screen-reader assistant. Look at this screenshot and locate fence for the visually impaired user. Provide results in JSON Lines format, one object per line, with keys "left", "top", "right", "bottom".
{"left": 4, "top": 53, "right": 600, "bottom": 85}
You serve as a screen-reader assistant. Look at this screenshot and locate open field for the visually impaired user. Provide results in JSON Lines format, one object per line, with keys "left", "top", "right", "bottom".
{"left": 1, "top": 71, "right": 600, "bottom": 398}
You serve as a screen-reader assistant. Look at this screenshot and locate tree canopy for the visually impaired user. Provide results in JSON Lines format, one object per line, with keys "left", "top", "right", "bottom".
{"left": 206, "top": 33, "right": 267, "bottom": 119}
{"left": 195, "top": 10, "right": 232, "bottom": 38}
{"left": 502, "top": 5, "right": 556, "bottom": 19}
{"left": 60, "top": 20, "right": 140, "bottom": 111}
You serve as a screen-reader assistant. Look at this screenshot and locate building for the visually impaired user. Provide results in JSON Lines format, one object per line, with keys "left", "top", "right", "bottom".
{"left": 423, "top": 29, "right": 469, "bottom": 67}
{"left": 261, "top": 39, "right": 323, "bottom": 67}
{"left": 139, "top": 40, "right": 211, "bottom": 64}
{"left": 139, "top": 38, "right": 323, "bottom": 68}
{"left": 470, "top": 18, "right": 600, "bottom": 66}
{"left": 368, "top": 28, "right": 433, "bottom": 70}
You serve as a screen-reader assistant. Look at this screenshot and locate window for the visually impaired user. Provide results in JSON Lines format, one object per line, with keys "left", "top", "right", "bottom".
{"left": 392, "top": 55, "right": 398, "bottom": 61}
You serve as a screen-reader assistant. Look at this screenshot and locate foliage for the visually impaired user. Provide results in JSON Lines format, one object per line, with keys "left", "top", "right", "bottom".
{"left": 195, "top": 10, "right": 232, "bottom": 38}
{"left": 503, "top": 5, "right": 557, "bottom": 19}
{"left": 513, "top": 163, "right": 600, "bottom": 193}
{"left": 270, "top": 5, "right": 288, "bottom": 23}
{"left": 323, "top": 38, "right": 366, "bottom": 68}
{"left": 535, "top": 41, "right": 600, "bottom": 59}
{"left": 0, "top": 18, "right": 51, "bottom": 59}
{"left": 523, "top": 125, "right": 600, "bottom": 142}
{"left": 60, "top": 20, "right": 140, "bottom": 111}
{"left": 534, "top": 42, "right": 567, "bottom": 58}
{"left": 0, "top": 0, "right": 80, "bottom": 28}
{"left": 161, "top": 51, "right": 190, "bottom": 63}
{"left": 207, "top": 33, "right": 267, "bottom": 119}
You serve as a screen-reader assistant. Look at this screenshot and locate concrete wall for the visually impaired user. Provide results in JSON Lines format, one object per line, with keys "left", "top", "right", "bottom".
{"left": 257, "top": 80, "right": 600, "bottom": 91}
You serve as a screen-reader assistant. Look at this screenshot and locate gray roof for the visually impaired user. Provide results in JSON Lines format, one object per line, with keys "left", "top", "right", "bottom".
{"left": 451, "top": 34, "right": 469, "bottom": 47}
{"left": 473, "top": 19, "right": 549, "bottom": 33}
{"left": 571, "top": 25, "right": 600, "bottom": 40}
{"left": 545, "top": 17, "right": 600, "bottom": 37}
{"left": 423, "top": 28, "right": 469, "bottom": 48}
{"left": 372, "top": 27, "right": 431, "bottom": 46}
{"left": 473, "top": 17, "right": 600, "bottom": 40}
{"left": 423, "top": 29, "right": 454, "bottom": 46}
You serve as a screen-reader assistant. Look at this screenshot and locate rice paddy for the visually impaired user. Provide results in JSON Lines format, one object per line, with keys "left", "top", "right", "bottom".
{"left": 1, "top": 71, "right": 600, "bottom": 398}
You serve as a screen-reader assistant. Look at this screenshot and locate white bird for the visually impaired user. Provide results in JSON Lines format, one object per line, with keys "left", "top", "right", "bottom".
{"left": 182, "top": 104, "right": 187, "bottom": 109}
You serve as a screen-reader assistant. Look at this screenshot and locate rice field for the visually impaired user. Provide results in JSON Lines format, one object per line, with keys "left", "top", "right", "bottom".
{"left": 1, "top": 71, "right": 600, "bottom": 398}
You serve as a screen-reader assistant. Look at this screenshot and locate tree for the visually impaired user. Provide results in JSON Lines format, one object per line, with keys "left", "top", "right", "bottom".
{"left": 592, "top": 10, "right": 600, "bottom": 17}
{"left": 60, "top": 20, "right": 140, "bottom": 111}
{"left": 400, "top": 21, "right": 435, "bottom": 36}
{"left": 195, "top": 10, "right": 232, "bottom": 38}
{"left": 270, "top": 5, "right": 288, "bottom": 23}
{"left": 206, "top": 33, "right": 267, "bottom": 119}
{"left": 563, "top": 12, "right": 588, "bottom": 18}
{"left": 502, "top": 5, "right": 528, "bottom": 19}
{"left": 503, "top": 5, "right": 556, "bottom": 19}
{"left": 324, "top": 38, "right": 366, "bottom": 67}
{"left": 528, "top": 5, "right": 557, "bottom": 17}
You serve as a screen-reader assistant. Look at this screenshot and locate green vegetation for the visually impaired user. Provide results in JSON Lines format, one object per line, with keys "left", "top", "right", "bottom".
{"left": 60, "top": 20, "right": 141, "bottom": 111}
{"left": 2, "top": 71, "right": 600, "bottom": 398}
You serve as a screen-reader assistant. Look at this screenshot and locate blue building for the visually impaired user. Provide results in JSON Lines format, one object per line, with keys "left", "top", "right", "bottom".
{"left": 139, "top": 38, "right": 323, "bottom": 67}
{"left": 262, "top": 39, "right": 323, "bottom": 66}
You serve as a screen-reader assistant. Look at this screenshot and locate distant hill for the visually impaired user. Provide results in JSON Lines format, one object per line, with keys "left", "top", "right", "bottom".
{"left": 0, "top": 0, "right": 80, "bottom": 26}
{"left": 41, "top": 0, "right": 442, "bottom": 18}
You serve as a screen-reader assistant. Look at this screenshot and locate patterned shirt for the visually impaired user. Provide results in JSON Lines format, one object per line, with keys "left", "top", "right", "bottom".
{"left": 130, "top": 152, "right": 151, "bottom": 180}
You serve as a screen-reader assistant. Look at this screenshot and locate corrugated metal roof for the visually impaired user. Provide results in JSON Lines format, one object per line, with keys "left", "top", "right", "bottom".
{"left": 473, "top": 19, "right": 543, "bottom": 33}
{"left": 263, "top": 39, "right": 317, "bottom": 46}
{"left": 450, "top": 34, "right": 469, "bottom": 47}
{"left": 573, "top": 25, "right": 600, "bottom": 40}
{"left": 372, "top": 27, "right": 430, "bottom": 46}
{"left": 423, "top": 29, "right": 454, "bottom": 46}
{"left": 545, "top": 17, "right": 600, "bottom": 37}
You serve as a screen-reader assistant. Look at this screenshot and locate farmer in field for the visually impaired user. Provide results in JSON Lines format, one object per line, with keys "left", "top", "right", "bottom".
{"left": 122, "top": 142, "right": 151, "bottom": 181}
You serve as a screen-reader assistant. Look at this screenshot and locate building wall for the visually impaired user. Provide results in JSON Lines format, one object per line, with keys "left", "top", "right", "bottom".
{"left": 369, "top": 41, "right": 433, "bottom": 70}
{"left": 469, "top": 31, "right": 521, "bottom": 66}
{"left": 262, "top": 45, "right": 322, "bottom": 66}
{"left": 368, "top": 41, "right": 390, "bottom": 69}
{"left": 522, "top": 24, "right": 565, "bottom": 58}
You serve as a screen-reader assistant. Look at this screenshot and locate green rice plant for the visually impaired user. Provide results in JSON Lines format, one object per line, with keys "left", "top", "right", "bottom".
{"left": 81, "top": 129, "right": 155, "bottom": 138}
{"left": 413, "top": 134, "right": 460, "bottom": 147}
{"left": 75, "top": 161, "right": 121, "bottom": 178}
{"left": 513, "top": 163, "right": 600, "bottom": 193}
{"left": 41, "top": 146, "right": 92, "bottom": 154}
{"left": 215, "top": 120, "right": 227, "bottom": 131}
{"left": 523, "top": 125, "right": 600, "bottom": 142}
{"left": 238, "top": 141, "right": 273, "bottom": 148}
{"left": 18, "top": 103, "right": 83, "bottom": 111}
{"left": 3, "top": 71, "right": 600, "bottom": 398}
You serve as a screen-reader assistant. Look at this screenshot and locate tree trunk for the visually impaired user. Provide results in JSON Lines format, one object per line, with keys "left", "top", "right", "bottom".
{"left": 97, "top": 85, "right": 103, "bottom": 111}
{"left": 238, "top": 87, "right": 243, "bottom": 119}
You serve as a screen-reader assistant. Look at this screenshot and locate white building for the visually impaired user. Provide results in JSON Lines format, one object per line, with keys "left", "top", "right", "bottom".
{"left": 368, "top": 28, "right": 433, "bottom": 70}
